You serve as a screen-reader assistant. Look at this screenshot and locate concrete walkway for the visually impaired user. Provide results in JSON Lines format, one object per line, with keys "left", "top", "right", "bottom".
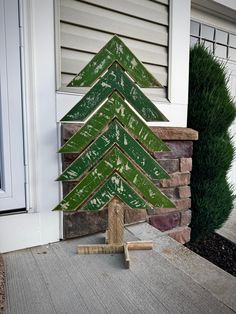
{"left": 3, "top": 223, "right": 236, "bottom": 314}
{"left": 217, "top": 208, "right": 236, "bottom": 243}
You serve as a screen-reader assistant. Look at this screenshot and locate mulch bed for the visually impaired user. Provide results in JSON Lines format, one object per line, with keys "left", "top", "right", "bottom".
{"left": 0, "top": 256, "right": 5, "bottom": 314}
{"left": 186, "top": 232, "right": 236, "bottom": 277}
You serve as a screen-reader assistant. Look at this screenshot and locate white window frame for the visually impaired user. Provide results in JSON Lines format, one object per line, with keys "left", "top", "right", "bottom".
{"left": 55, "top": 0, "right": 191, "bottom": 127}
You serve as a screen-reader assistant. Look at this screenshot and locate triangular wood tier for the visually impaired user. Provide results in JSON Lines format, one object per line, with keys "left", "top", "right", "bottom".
{"left": 68, "top": 35, "right": 161, "bottom": 88}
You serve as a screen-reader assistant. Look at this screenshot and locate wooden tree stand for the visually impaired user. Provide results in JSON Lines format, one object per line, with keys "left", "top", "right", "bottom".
{"left": 77, "top": 198, "right": 153, "bottom": 268}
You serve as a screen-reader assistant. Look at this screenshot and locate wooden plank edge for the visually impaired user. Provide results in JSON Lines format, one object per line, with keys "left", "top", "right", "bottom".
{"left": 127, "top": 241, "right": 153, "bottom": 250}
{"left": 124, "top": 244, "right": 130, "bottom": 269}
{"left": 77, "top": 244, "right": 124, "bottom": 254}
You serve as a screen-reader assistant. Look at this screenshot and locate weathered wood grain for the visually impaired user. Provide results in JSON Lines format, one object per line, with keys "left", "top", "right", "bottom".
{"left": 126, "top": 241, "right": 153, "bottom": 250}
{"left": 77, "top": 244, "right": 124, "bottom": 254}
{"left": 62, "top": 125, "right": 198, "bottom": 142}
{"left": 53, "top": 147, "right": 175, "bottom": 211}
{"left": 107, "top": 198, "right": 124, "bottom": 244}
{"left": 61, "top": 63, "right": 168, "bottom": 122}
{"left": 68, "top": 35, "right": 161, "bottom": 88}
{"left": 80, "top": 173, "right": 148, "bottom": 212}
{"left": 58, "top": 121, "right": 169, "bottom": 181}
{"left": 60, "top": 92, "right": 170, "bottom": 153}
{"left": 124, "top": 243, "right": 130, "bottom": 269}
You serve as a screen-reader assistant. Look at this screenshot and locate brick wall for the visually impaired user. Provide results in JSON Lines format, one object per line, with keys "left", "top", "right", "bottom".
{"left": 61, "top": 125, "right": 198, "bottom": 244}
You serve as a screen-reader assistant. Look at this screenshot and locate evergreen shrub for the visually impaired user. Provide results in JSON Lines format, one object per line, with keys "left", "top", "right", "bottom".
{"left": 187, "top": 44, "right": 236, "bottom": 241}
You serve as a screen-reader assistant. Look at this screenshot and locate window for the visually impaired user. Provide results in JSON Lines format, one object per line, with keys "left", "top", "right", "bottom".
{"left": 57, "top": 0, "right": 169, "bottom": 100}
{"left": 190, "top": 20, "right": 236, "bottom": 61}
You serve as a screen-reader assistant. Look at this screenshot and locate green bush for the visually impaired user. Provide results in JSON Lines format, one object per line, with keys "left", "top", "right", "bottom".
{"left": 187, "top": 44, "right": 236, "bottom": 241}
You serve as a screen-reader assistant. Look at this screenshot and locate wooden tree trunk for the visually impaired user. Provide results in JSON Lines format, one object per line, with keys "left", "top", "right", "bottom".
{"left": 107, "top": 198, "right": 124, "bottom": 245}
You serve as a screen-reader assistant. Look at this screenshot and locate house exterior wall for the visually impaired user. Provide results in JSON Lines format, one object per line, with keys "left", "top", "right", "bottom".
{"left": 191, "top": 1, "right": 236, "bottom": 188}
{"left": 1, "top": 0, "right": 235, "bottom": 252}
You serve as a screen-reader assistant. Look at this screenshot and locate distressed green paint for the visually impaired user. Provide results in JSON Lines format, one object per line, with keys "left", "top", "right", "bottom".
{"left": 53, "top": 36, "right": 175, "bottom": 214}
{"left": 68, "top": 35, "right": 161, "bottom": 88}
{"left": 61, "top": 63, "right": 168, "bottom": 122}
{"left": 60, "top": 92, "right": 169, "bottom": 154}
{"left": 53, "top": 147, "right": 175, "bottom": 211}
{"left": 58, "top": 121, "right": 169, "bottom": 181}
{"left": 81, "top": 173, "right": 151, "bottom": 211}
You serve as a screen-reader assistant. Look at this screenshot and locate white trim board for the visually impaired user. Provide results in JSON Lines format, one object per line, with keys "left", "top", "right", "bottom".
{"left": 0, "top": 0, "right": 60, "bottom": 253}
{"left": 191, "top": 1, "right": 236, "bottom": 32}
{"left": 0, "top": 211, "right": 60, "bottom": 253}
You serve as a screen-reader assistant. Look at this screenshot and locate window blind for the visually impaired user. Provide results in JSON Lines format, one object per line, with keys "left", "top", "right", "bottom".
{"left": 59, "top": 0, "right": 169, "bottom": 100}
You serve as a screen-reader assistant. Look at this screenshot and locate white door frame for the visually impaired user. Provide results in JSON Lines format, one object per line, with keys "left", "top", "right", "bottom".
{"left": 227, "top": 61, "right": 236, "bottom": 188}
{"left": 0, "top": 0, "right": 60, "bottom": 253}
{"left": 0, "top": 0, "right": 25, "bottom": 211}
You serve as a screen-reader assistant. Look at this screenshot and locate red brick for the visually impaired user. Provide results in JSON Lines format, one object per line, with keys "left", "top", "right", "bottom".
{"left": 166, "top": 227, "right": 191, "bottom": 244}
{"left": 62, "top": 124, "right": 81, "bottom": 140}
{"left": 161, "top": 187, "right": 179, "bottom": 199}
{"left": 63, "top": 182, "right": 77, "bottom": 197}
{"left": 180, "top": 210, "right": 192, "bottom": 226}
{"left": 63, "top": 153, "right": 80, "bottom": 163}
{"left": 174, "top": 198, "right": 191, "bottom": 210}
{"left": 157, "top": 172, "right": 191, "bottom": 188}
{"left": 125, "top": 207, "right": 147, "bottom": 224}
{"left": 63, "top": 210, "right": 108, "bottom": 239}
{"left": 178, "top": 186, "right": 191, "bottom": 198}
{"left": 149, "top": 213, "right": 180, "bottom": 232}
{"left": 151, "top": 127, "right": 198, "bottom": 141}
{"left": 154, "top": 141, "right": 193, "bottom": 159}
{"left": 180, "top": 158, "right": 192, "bottom": 172}
{"left": 156, "top": 159, "right": 179, "bottom": 174}
{"left": 150, "top": 198, "right": 191, "bottom": 215}
{"left": 150, "top": 207, "right": 178, "bottom": 215}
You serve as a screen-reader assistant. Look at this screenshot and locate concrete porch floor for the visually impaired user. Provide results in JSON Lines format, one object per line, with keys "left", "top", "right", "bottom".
{"left": 3, "top": 223, "right": 236, "bottom": 314}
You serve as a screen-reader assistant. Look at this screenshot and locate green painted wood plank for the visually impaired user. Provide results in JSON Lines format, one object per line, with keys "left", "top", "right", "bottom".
{"left": 61, "top": 63, "right": 168, "bottom": 122}
{"left": 58, "top": 120, "right": 169, "bottom": 181}
{"left": 68, "top": 35, "right": 161, "bottom": 88}
{"left": 53, "top": 147, "right": 175, "bottom": 212}
{"left": 80, "top": 173, "right": 150, "bottom": 211}
{"left": 60, "top": 91, "right": 169, "bottom": 154}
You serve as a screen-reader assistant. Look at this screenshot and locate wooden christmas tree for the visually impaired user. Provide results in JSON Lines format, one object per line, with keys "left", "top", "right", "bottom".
{"left": 53, "top": 36, "right": 175, "bottom": 267}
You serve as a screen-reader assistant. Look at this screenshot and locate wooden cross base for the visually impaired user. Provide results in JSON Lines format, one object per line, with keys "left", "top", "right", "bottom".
{"left": 77, "top": 198, "right": 153, "bottom": 268}
{"left": 77, "top": 241, "right": 153, "bottom": 268}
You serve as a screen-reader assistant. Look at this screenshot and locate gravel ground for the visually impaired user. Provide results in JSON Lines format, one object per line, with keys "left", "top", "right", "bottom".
{"left": 186, "top": 233, "right": 236, "bottom": 277}
{"left": 0, "top": 256, "right": 5, "bottom": 314}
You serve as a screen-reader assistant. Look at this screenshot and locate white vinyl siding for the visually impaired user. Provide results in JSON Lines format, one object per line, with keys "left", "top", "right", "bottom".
{"left": 59, "top": 0, "right": 169, "bottom": 100}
